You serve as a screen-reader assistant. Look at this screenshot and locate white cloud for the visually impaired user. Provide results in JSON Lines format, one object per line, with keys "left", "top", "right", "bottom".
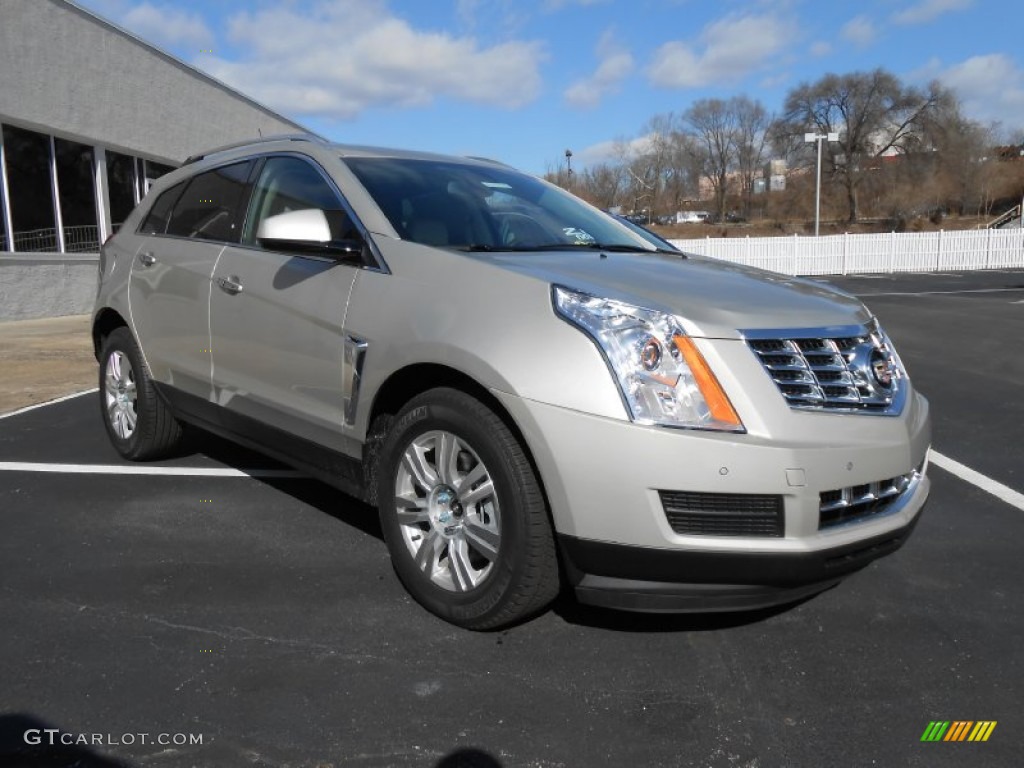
{"left": 564, "top": 29, "right": 634, "bottom": 109}
{"left": 810, "top": 41, "right": 831, "bottom": 58}
{"left": 93, "top": 1, "right": 214, "bottom": 50}
{"left": 544, "top": 0, "right": 610, "bottom": 11}
{"left": 200, "top": 0, "right": 545, "bottom": 119}
{"left": 940, "top": 54, "right": 1024, "bottom": 126}
{"left": 456, "top": 0, "right": 479, "bottom": 29}
{"left": 892, "top": 0, "right": 973, "bottom": 25}
{"left": 647, "top": 14, "right": 796, "bottom": 89}
{"left": 840, "top": 16, "right": 876, "bottom": 47}
{"left": 577, "top": 134, "right": 657, "bottom": 167}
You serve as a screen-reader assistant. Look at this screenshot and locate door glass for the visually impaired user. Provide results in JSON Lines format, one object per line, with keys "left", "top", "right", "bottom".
{"left": 243, "top": 156, "right": 357, "bottom": 247}
{"left": 139, "top": 180, "right": 187, "bottom": 235}
{"left": 166, "top": 161, "right": 254, "bottom": 243}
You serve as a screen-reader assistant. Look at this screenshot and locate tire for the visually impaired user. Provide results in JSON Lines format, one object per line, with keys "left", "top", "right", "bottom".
{"left": 376, "top": 388, "right": 559, "bottom": 630}
{"left": 98, "top": 326, "right": 185, "bottom": 461}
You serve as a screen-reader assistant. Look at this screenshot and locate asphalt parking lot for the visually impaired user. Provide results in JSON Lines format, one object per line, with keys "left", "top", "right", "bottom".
{"left": 1, "top": 269, "right": 1022, "bottom": 768}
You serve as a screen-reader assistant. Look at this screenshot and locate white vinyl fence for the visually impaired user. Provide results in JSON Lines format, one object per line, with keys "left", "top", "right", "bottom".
{"left": 669, "top": 227, "right": 1024, "bottom": 276}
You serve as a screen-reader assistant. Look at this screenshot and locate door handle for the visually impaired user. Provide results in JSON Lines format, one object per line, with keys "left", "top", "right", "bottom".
{"left": 138, "top": 251, "right": 156, "bottom": 267}
{"left": 217, "top": 275, "right": 244, "bottom": 295}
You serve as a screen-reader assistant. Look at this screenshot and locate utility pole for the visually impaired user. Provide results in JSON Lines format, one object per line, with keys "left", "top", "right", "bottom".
{"left": 805, "top": 132, "right": 839, "bottom": 237}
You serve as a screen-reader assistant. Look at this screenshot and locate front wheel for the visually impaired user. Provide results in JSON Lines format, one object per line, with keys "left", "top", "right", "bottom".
{"left": 377, "top": 388, "right": 559, "bottom": 630}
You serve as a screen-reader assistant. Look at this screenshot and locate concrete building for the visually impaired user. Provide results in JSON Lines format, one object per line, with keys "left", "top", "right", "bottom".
{"left": 0, "top": 0, "right": 310, "bottom": 318}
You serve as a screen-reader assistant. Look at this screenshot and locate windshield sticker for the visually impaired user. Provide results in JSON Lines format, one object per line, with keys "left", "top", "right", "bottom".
{"left": 563, "top": 227, "right": 596, "bottom": 244}
{"left": 481, "top": 182, "right": 513, "bottom": 189}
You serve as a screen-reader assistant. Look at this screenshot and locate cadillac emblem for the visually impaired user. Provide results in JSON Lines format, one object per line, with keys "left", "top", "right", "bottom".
{"left": 870, "top": 348, "right": 895, "bottom": 389}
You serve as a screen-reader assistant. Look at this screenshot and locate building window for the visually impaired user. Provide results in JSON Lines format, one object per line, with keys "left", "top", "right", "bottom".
{"left": 106, "top": 150, "right": 137, "bottom": 233}
{"left": 145, "top": 160, "right": 175, "bottom": 191}
{"left": 55, "top": 138, "right": 100, "bottom": 253}
{"left": 0, "top": 170, "right": 7, "bottom": 252}
{"left": 135, "top": 158, "right": 176, "bottom": 202}
{"left": 2, "top": 125, "right": 58, "bottom": 252}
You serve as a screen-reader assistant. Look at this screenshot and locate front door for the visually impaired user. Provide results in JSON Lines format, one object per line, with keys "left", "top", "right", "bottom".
{"left": 209, "top": 155, "right": 362, "bottom": 453}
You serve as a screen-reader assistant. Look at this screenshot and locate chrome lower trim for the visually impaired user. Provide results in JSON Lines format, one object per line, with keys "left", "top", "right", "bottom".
{"left": 819, "top": 467, "right": 922, "bottom": 530}
{"left": 343, "top": 335, "right": 368, "bottom": 426}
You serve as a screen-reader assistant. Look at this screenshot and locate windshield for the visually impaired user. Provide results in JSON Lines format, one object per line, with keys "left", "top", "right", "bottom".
{"left": 343, "top": 156, "right": 654, "bottom": 252}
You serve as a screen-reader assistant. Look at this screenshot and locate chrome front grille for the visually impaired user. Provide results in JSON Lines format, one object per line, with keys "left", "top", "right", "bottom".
{"left": 819, "top": 469, "right": 919, "bottom": 529}
{"left": 745, "top": 321, "right": 905, "bottom": 414}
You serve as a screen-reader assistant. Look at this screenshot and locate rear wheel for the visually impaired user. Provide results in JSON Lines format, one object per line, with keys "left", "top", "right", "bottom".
{"left": 99, "top": 327, "right": 185, "bottom": 460}
{"left": 377, "top": 388, "right": 559, "bottom": 629}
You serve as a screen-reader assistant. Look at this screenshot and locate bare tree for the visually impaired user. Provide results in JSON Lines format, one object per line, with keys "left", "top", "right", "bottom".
{"left": 732, "top": 96, "right": 773, "bottom": 217}
{"left": 684, "top": 98, "right": 736, "bottom": 219}
{"left": 918, "top": 93, "right": 1000, "bottom": 215}
{"left": 576, "top": 162, "right": 625, "bottom": 209}
{"left": 781, "top": 69, "right": 944, "bottom": 223}
{"left": 662, "top": 129, "right": 703, "bottom": 213}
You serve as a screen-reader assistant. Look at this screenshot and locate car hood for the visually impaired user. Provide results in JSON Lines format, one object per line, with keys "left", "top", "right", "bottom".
{"left": 487, "top": 250, "right": 871, "bottom": 339}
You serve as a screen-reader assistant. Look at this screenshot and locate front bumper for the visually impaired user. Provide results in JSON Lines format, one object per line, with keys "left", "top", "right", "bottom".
{"left": 494, "top": 387, "right": 931, "bottom": 612}
{"left": 560, "top": 510, "right": 922, "bottom": 612}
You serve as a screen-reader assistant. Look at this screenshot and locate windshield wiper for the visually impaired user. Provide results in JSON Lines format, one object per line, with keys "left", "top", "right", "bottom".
{"left": 460, "top": 242, "right": 678, "bottom": 254}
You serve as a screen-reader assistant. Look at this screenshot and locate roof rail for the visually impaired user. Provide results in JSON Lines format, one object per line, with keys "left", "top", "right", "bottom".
{"left": 183, "top": 133, "right": 330, "bottom": 165}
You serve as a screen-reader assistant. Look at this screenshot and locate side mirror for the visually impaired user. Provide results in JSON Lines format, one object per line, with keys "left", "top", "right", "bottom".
{"left": 256, "top": 209, "right": 363, "bottom": 258}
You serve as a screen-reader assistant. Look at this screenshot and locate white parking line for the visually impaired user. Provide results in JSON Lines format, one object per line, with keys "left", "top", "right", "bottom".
{"left": 0, "top": 461, "right": 305, "bottom": 478}
{"left": 930, "top": 451, "right": 1024, "bottom": 511}
{"left": 0, "top": 389, "right": 98, "bottom": 420}
{"left": 2, "top": 390, "right": 1021, "bottom": 512}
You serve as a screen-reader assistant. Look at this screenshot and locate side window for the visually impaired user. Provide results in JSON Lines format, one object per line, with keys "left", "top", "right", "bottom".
{"left": 166, "top": 161, "right": 254, "bottom": 243}
{"left": 138, "top": 180, "right": 186, "bottom": 235}
{"left": 242, "top": 156, "right": 359, "bottom": 247}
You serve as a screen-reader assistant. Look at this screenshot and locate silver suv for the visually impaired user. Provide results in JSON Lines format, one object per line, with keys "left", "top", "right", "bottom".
{"left": 93, "top": 135, "right": 931, "bottom": 629}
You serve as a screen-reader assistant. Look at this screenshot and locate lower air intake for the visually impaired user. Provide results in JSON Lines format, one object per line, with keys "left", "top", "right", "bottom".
{"left": 659, "top": 491, "right": 784, "bottom": 537}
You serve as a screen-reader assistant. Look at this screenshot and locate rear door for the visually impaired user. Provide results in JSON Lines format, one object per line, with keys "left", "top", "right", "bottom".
{"left": 129, "top": 160, "right": 255, "bottom": 399}
{"left": 209, "top": 155, "right": 362, "bottom": 453}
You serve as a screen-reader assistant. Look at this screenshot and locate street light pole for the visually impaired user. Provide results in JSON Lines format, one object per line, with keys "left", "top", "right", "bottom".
{"left": 564, "top": 148, "right": 573, "bottom": 191}
{"left": 804, "top": 131, "right": 839, "bottom": 237}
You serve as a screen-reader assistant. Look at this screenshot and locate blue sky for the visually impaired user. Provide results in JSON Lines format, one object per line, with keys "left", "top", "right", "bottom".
{"left": 77, "top": 0, "right": 1024, "bottom": 174}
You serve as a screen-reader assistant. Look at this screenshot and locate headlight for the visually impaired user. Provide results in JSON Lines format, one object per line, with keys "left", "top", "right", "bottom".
{"left": 553, "top": 286, "right": 744, "bottom": 432}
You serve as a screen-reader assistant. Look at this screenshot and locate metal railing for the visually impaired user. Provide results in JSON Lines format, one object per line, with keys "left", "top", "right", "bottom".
{"left": 670, "top": 228, "right": 1024, "bottom": 276}
{"left": 980, "top": 205, "right": 1021, "bottom": 230}
{"left": 10, "top": 227, "right": 59, "bottom": 253}
{"left": 5, "top": 225, "right": 100, "bottom": 254}
{"left": 63, "top": 224, "right": 101, "bottom": 253}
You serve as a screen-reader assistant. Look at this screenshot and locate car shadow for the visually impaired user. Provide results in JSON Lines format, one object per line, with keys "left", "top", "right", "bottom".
{"left": 550, "top": 588, "right": 824, "bottom": 633}
{"left": 189, "top": 427, "right": 384, "bottom": 541}
{"left": 188, "top": 427, "right": 823, "bottom": 631}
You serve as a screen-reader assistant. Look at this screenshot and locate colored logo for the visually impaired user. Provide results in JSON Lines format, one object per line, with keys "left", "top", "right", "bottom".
{"left": 921, "top": 721, "right": 997, "bottom": 742}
